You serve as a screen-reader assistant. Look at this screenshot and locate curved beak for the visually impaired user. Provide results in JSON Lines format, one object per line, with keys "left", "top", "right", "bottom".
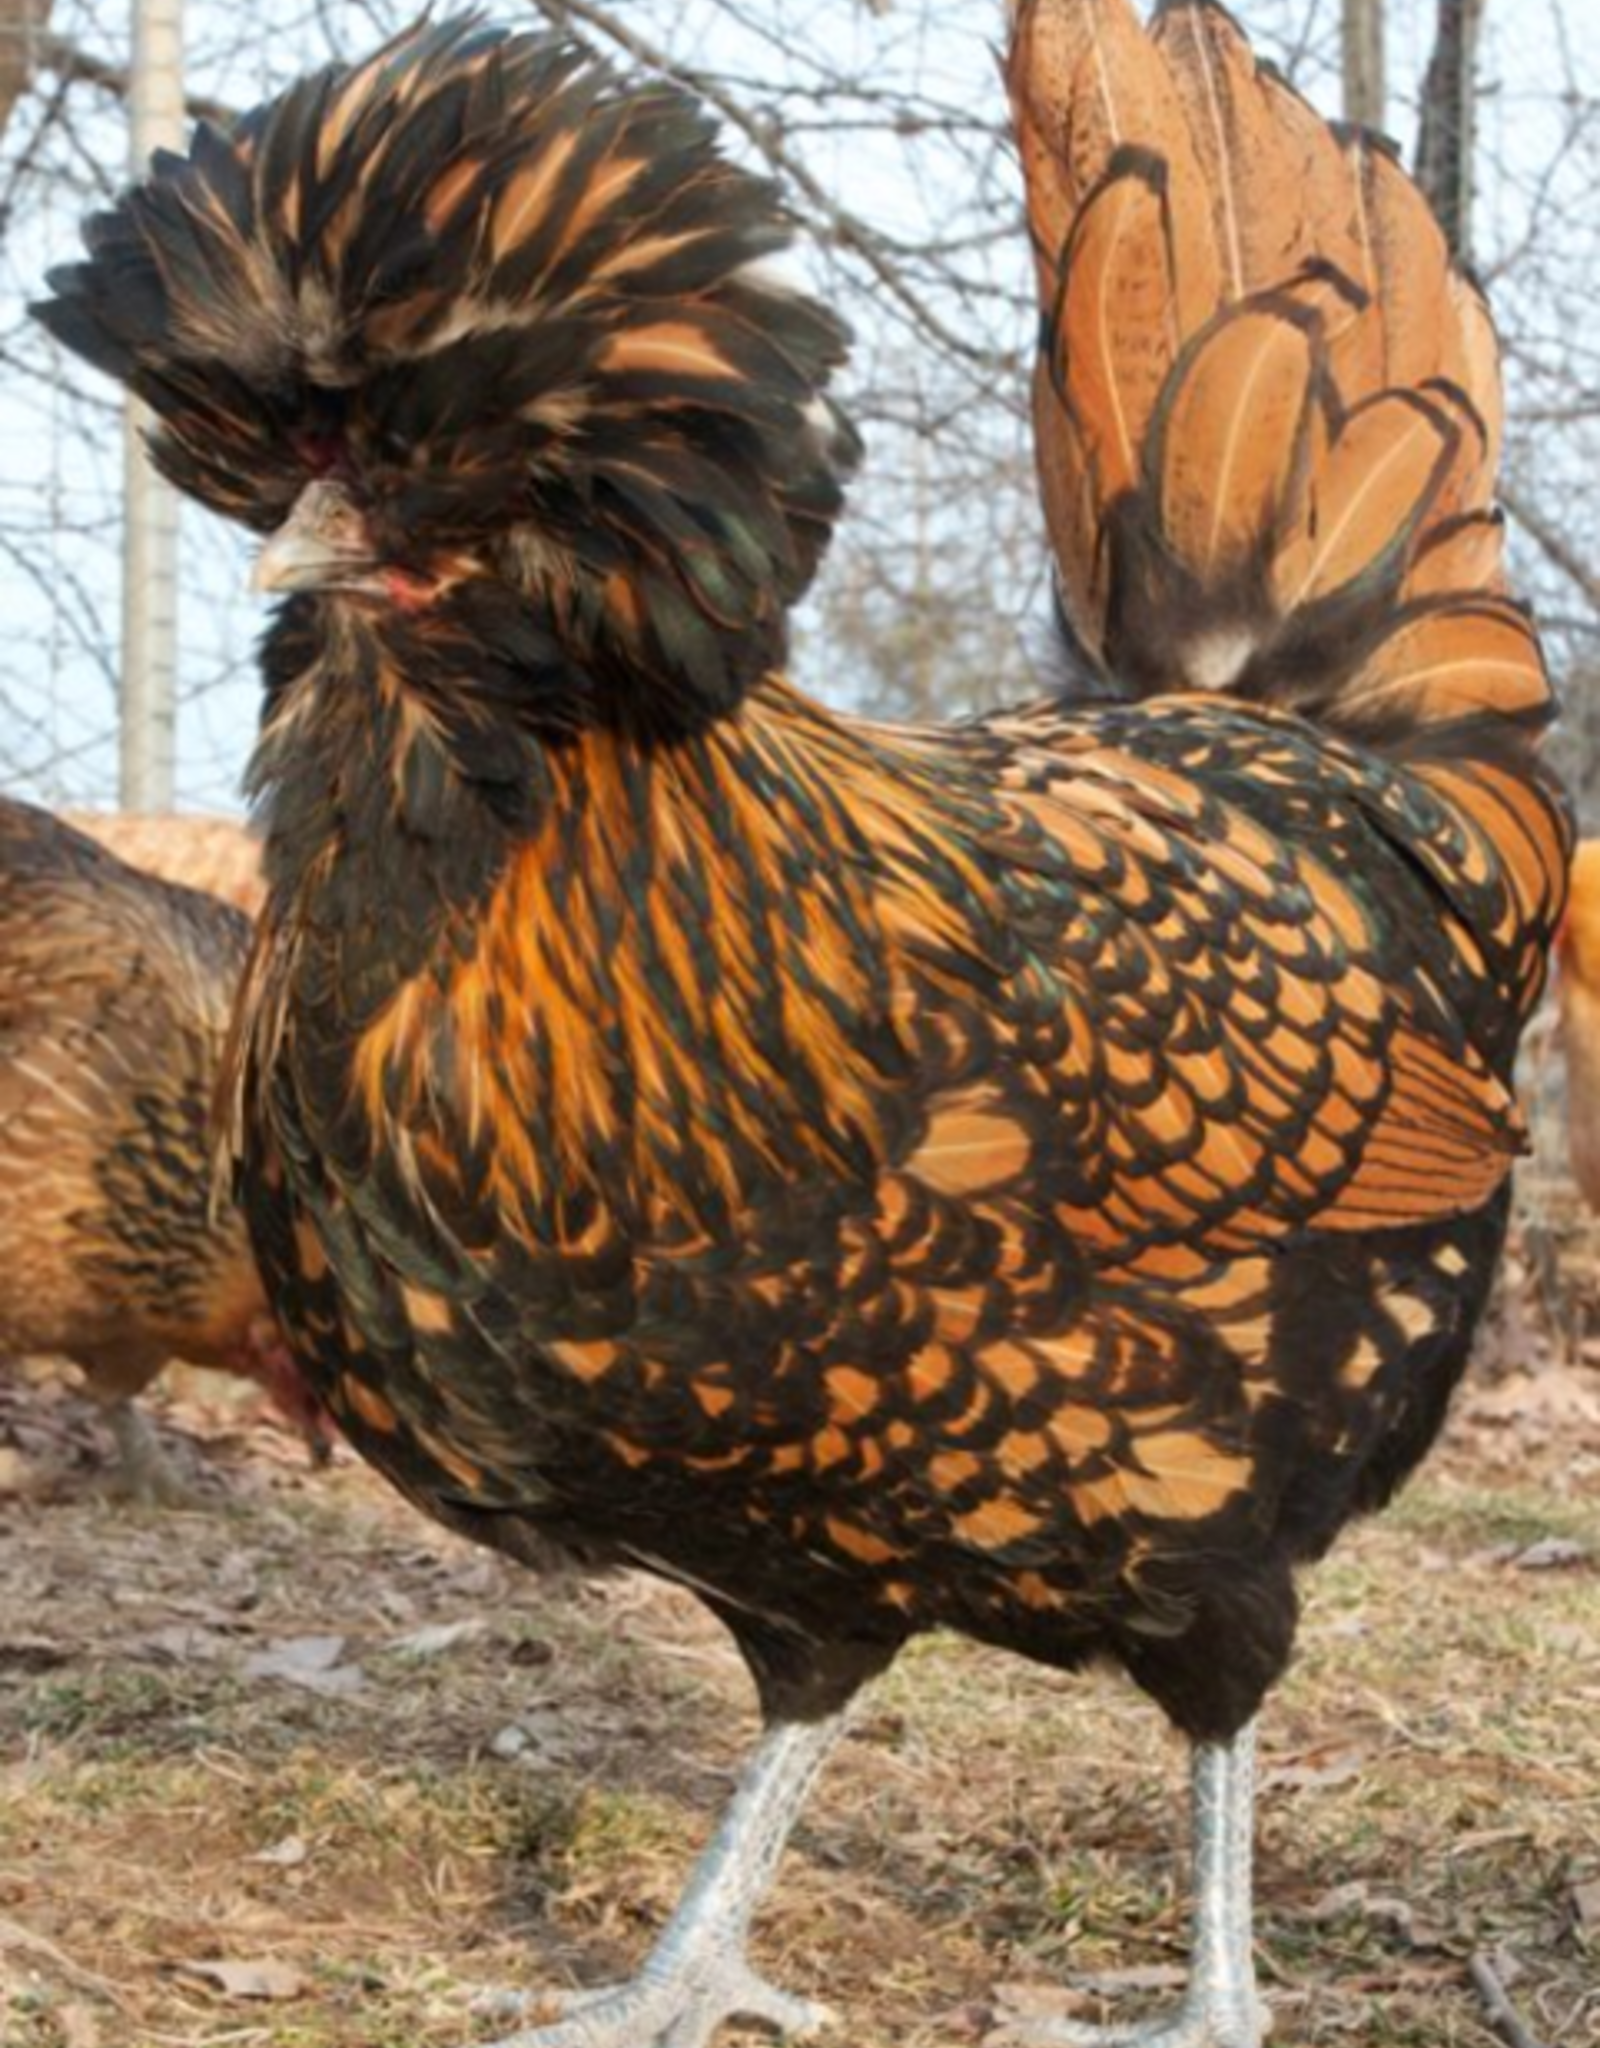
{"left": 253, "top": 479, "right": 383, "bottom": 596}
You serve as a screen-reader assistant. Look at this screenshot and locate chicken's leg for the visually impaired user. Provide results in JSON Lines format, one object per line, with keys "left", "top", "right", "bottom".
{"left": 1006, "top": 1724, "right": 1264, "bottom": 2048}
{"left": 477, "top": 1714, "right": 843, "bottom": 2048}
{"left": 104, "top": 1396, "right": 201, "bottom": 1508}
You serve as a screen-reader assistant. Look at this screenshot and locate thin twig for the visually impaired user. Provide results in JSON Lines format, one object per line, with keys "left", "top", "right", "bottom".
{"left": 1469, "top": 1952, "right": 1551, "bottom": 2048}
{"left": 1502, "top": 482, "right": 1600, "bottom": 612}
{"left": 530, "top": 0, "right": 1017, "bottom": 379}
{"left": 34, "top": 30, "right": 236, "bottom": 127}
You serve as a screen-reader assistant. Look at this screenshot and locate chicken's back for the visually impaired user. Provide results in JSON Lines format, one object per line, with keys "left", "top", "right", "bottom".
{"left": 0, "top": 797, "right": 266, "bottom": 1394}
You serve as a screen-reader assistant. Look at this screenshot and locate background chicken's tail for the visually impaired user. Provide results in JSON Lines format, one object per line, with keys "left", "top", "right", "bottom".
{"left": 1009, "top": 0, "right": 1554, "bottom": 763}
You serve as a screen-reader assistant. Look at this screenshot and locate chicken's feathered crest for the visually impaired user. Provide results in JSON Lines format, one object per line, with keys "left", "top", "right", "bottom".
{"left": 35, "top": 15, "right": 859, "bottom": 719}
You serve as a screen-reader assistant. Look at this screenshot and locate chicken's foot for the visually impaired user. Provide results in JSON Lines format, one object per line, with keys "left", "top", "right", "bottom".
{"left": 1003, "top": 1725, "right": 1264, "bottom": 2048}
{"left": 475, "top": 1714, "right": 842, "bottom": 2047}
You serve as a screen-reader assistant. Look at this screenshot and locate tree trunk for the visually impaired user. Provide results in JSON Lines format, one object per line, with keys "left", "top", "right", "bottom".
{"left": 1342, "top": 0, "right": 1386, "bottom": 130}
{"left": 1416, "top": 0, "right": 1488, "bottom": 263}
{"left": 0, "top": 0, "right": 52, "bottom": 151}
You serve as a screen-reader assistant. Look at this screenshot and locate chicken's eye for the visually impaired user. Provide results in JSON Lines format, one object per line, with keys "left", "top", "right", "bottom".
{"left": 382, "top": 566, "right": 445, "bottom": 611}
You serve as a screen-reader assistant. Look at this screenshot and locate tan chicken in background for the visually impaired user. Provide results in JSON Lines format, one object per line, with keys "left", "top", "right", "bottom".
{"left": 1557, "top": 841, "right": 1600, "bottom": 1209}
{"left": 64, "top": 809, "right": 264, "bottom": 916}
{"left": 0, "top": 796, "right": 318, "bottom": 1500}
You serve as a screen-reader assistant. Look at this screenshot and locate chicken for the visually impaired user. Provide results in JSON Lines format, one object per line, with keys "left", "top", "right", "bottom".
{"left": 33, "top": 2, "right": 1569, "bottom": 2042}
{"left": 64, "top": 809, "right": 265, "bottom": 916}
{"left": 1557, "top": 842, "right": 1600, "bottom": 1207}
{"left": 0, "top": 796, "right": 318, "bottom": 1500}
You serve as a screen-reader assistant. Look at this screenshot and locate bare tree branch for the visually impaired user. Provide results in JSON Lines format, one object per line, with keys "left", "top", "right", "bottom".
{"left": 532, "top": 0, "right": 1019, "bottom": 381}
{"left": 1416, "top": 0, "right": 1488, "bottom": 261}
{"left": 1503, "top": 481, "right": 1600, "bottom": 613}
{"left": 34, "top": 31, "right": 235, "bottom": 127}
{"left": 1342, "top": 0, "right": 1386, "bottom": 127}
{"left": 0, "top": 0, "right": 53, "bottom": 147}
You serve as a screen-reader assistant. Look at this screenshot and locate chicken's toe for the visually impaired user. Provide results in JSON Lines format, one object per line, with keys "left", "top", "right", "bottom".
{"left": 473, "top": 1956, "right": 832, "bottom": 2047}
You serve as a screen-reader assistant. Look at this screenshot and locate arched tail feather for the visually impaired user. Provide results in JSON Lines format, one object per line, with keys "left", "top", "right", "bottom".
{"left": 1008, "top": 0, "right": 1551, "bottom": 756}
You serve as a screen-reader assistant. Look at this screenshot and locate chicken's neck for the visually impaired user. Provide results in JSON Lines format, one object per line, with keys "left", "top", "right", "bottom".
{"left": 246, "top": 597, "right": 1012, "bottom": 1230}
{"left": 249, "top": 593, "right": 557, "bottom": 998}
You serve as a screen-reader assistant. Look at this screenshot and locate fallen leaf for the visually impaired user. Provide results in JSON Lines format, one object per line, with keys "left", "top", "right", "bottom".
{"left": 175, "top": 1957, "right": 306, "bottom": 2001}
{"left": 131, "top": 1624, "right": 232, "bottom": 1665}
{"left": 1510, "top": 1537, "right": 1590, "bottom": 1572}
{"left": 249, "top": 1835, "right": 310, "bottom": 1870}
{"left": 244, "top": 1632, "right": 345, "bottom": 1673}
{"left": 1447, "top": 1826, "right": 1534, "bottom": 1860}
{"left": 1307, "top": 1880, "right": 1372, "bottom": 1924}
{"left": 486, "top": 1709, "right": 581, "bottom": 1766}
{"left": 986, "top": 1982, "right": 1097, "bottom": 2038}
{"left": 1378, "top": 1898, "right": 1449, "bottom": 1950}
{"left": 387, "top": 1618, "right": 486, "bottom": 1661}
{"left": 932, "top": 2000, "right": 992, "bottom": 2042}
{"left": 984, "top": 1974, "right": 1186, "bottom": 2046}
{"left": 1304, "top": 1884, "right": 1440, "bottom": 1948}
{"left": 1263, "top": 1744, "right": 1371, "bottom": 1794}
{"left": 243, "top": 1636, "right": 366, "bottom": 1697}
{"left": 1068, "top": 1967, "right": 1187, "bottom": 1995}
{"left": 215, "top": 1552, "right": 260, "bottom": 1602}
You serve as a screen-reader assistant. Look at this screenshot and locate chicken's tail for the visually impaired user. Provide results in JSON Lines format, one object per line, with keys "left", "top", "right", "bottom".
{"left": 1009, "top": 0, "right": 1552, "bottom": 764}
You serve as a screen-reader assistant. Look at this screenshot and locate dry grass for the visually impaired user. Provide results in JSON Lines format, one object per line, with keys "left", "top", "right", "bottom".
{"left": 1, "top": 1377, "right": 1597, "bottom": 2048}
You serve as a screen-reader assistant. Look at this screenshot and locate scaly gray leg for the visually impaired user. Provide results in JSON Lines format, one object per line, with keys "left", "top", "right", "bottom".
{"left": 476, "top": 1714, "right": 844, "bottom": 2048}
{"left": 104, "top": 1397, "right": 201, "bottom": 1507}
{"left": 1003, "top": 1723, "right": 1265, "bottom": 2048}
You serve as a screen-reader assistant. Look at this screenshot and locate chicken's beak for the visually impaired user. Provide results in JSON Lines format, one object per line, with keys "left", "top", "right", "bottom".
{"left": 253, "top": 479, "right": 382, "bottom": 595}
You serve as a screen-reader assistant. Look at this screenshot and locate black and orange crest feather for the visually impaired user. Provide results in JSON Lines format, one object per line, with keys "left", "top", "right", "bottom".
{"left": 35, "top": 15, "right": 859, "bottom": 720}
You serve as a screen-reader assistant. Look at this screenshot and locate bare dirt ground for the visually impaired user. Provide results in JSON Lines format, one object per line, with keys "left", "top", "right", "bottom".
{"left": 1, "top": 1347, "right": 1597, "bottom": 2048}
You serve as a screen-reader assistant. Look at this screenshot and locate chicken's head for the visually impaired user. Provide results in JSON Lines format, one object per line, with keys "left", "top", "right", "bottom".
{"left": 34, "top": 17, "right": 860, "bottom": 729}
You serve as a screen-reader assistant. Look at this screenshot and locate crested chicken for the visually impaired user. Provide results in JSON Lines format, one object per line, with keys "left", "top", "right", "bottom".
{"left": 0, "top": 796, "right": 318, "bottom": 1500}
{"left": 35, "top": 1, "right": 1569, "bottom": 2042}
{"left": 64, "top": 809, "right": 265, "bottom": 916}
